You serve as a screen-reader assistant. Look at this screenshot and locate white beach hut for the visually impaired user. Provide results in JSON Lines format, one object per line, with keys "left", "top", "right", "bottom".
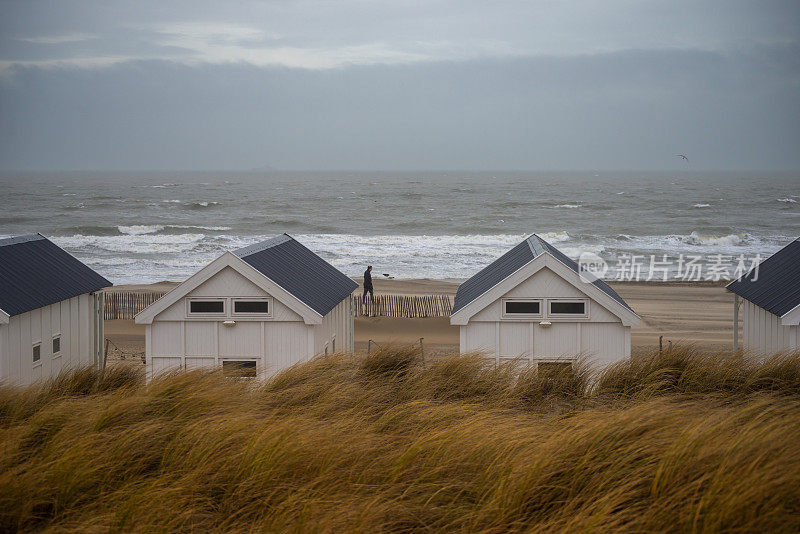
{"left": 727, "top": 237, "right": 800, "bottom": 353}
{"left": 450, "top": 234, "right": 640, "bottom": 369}
{"left": 0, "top": 234, "right": 111, "bottom": 386}
{"left": 135, "top": 234, "right": 357, "bottom": 379}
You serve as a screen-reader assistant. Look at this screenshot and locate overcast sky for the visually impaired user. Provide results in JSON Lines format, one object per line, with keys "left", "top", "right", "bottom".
{"left": 1, "top": 0, "right": 798, "bottom": 171}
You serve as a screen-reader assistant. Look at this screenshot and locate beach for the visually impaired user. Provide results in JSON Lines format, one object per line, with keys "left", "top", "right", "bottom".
{"left": 104, "top": 278, "right": 737, "bottom": 363}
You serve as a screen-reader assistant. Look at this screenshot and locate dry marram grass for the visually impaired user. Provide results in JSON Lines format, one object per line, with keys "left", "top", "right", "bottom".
{"left": 1, "top": 346, "right": 799, "bottom": 532}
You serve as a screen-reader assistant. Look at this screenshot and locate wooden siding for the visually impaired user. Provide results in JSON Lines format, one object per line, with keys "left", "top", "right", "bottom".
{"left": 742, "top": 300, "right": 799, "bottom": 354}
{"left": 460, "top": 266, "right": 630, "bottom": 366}
{"left": 146, "top": 265, "right": 354, "bottom": 380}
{"left": 0, "top": 293, "right": 99, "bottom": 386}
{"left": 153, "top": 266, "right": 303, "bottom": 323}
{"left": 470, "top": 267, "right": 619, "bottom": 323}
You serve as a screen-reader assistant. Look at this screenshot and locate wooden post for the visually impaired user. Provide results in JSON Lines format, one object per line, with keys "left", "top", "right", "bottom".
{"left": 733, "top": 294, "right": 739, "bottom": 350}
{"left": 419, "top": 337, "right": 424, "bottom": 363}
{"left": 659, "top": 335, "right": 663, "bottom": 353}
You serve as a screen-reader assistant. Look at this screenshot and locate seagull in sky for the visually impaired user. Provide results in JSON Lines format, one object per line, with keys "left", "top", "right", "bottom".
{"left": 676, "top": 154, "right": 689, "bottom": 162}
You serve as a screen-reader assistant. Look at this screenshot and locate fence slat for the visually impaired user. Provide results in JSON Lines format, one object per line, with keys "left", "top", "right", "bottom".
{"left": 351, "top": 292, "right": 453, "bottom": 319}
{"left": 103, "top": 290, "right": 167, "bottom": 320}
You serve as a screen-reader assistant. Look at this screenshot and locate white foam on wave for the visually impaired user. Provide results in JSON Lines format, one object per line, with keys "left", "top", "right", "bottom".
{"left": 538, "top": 231, "right": 570, "bottom": 243}
{"left": 554, "top": 204, "right": 582, "bottom": 208}
{"left": 171, "top": 225, "right": 231, "bottom": 231}
{"left": 687, "top": 231, "right": 742, "bottom": 247}
{"left": 53, "top": 233, "right": 207, "bottom": 255}
{"left": 162, "top": 199, "right": 182, "bottom": 203}
{"left": 693, "top": 203, "right": 711, "bottom": 208}
{"left": 118, "top": 225, "right": 165, "bottom": 235}
{"left": 777, "top": 198, "right": 797, "bottom": 203}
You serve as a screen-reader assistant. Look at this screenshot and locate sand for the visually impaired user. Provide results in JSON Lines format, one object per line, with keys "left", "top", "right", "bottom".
{"left": 105, "top": 279, "right": 738, "bottom": 363}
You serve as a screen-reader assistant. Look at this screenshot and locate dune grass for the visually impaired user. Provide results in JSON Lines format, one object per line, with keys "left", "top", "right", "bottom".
{"left": 1, "top": 347, "right": 800, "bottom": 532}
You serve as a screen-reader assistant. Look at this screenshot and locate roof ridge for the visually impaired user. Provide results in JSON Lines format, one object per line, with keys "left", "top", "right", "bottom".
{"left": 527, "top": 234, "right": 548, "bottom": 258}
{"left": 233, "top": 234, "right": 293, "bottom": 258}
{"left": 0, "top": 233, "right": 46, "bottom": 248}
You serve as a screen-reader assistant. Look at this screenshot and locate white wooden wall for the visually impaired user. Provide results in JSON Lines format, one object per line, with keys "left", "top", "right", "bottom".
{"left": 315, "top": 297, "right": 353, "bottom": 355}
{"left": 147, "top": 266, "right": 354, "bottom": 380}
{"left": 742, "top": 300, "right": 799, "bottom": 354}
{"left": 0, "top": 293, "right": 99, "bottom": 386}
{"left": 460, "top": 267, "right": 630, "bottom": 367}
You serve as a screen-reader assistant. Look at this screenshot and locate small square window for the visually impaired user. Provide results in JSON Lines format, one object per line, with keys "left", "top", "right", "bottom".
{"left": 52, "top": 336, "right": 61, "bottom": 354}
{"left": 32, "top": 343, "right": 41, "bottom": 363}
{"left": 234, "top": 300, "right": 269, "bottom": 314}
{"left": 189, "top": 300, "right": 224, "bottom": 314}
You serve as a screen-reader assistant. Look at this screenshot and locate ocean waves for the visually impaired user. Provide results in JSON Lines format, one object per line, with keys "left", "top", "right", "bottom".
{"left": 31, "top": 229, "right": 791, "bottom": 284}
{"left": 2, "top": 170, "right": 797, "bottom": 284}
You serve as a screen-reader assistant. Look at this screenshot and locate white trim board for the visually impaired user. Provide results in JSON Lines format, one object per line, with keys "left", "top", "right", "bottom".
{"left": 780, "top": 303, "right": 800, "bottom": 326}
{"left": 135, "top": 252, "right": 323, "bottom": 325}
{"left": 450, "top": 253, "right": 640, "bottom": 327}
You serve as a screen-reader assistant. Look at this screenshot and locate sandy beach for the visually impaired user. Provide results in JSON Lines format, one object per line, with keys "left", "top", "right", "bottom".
{"left": 104, "top": 279, "right": 738, "bottom": 363}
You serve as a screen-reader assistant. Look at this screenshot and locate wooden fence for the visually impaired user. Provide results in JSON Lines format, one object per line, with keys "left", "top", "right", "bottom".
{"left": 104, "top": 290, "right": 167, "bottom": 320}
{"left": 355, "top": 293, "right": 453, "bottom": 318}
{"left": 103, "top": 290, "right": 454, "bottom": 320}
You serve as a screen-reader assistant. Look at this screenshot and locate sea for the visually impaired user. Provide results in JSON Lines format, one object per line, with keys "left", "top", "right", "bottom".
{"left": 0, "top": 171, "right": 797, "bottom": 285}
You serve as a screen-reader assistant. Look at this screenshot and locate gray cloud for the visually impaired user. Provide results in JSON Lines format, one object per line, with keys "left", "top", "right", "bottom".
{"left": 0, "top": 1, "right": 798, "bottom": 170}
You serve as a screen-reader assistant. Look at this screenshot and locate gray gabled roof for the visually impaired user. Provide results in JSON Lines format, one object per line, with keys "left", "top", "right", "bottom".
{"left": 726, "top": 237, "right": 800, "bottom": 317}
{"left": 452, "top": 234, "right": 634, "bottom": 315}
{"left": 0, "top": 234, "right": 111, "bottom": 317}
{"left": 234, "top": 234, "right": 358, "bottom": 316}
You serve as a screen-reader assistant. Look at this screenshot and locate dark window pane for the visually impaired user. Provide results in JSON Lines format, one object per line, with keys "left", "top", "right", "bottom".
{"left": 505, "top": 301, "right": 540, "bottom": 314}
{"left": 234, "top": 301, "right": 269, "bottom": 314}
{"left": 190, "top": 300, "right": 224, "bottom": 313}
{"left": 223, "top": 360, "right": 257, "bottom": 378}
{"left": 550, "top": 301, "right": 585, "bottom": 314}
{"left": 33, "top": 344, "right": 41, "bottom": 362}
{"left": 53, "top": 337, "right": 60, "bottom": 353}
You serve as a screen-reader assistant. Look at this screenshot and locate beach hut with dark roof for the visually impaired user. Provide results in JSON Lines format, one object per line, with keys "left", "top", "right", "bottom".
{"left": 450, "top": 234, "right": 640, "bottom": 369}
{"left": 136, "top": 234, "right": 357, "bottom": 379}
{"left": 0, "top": 234, "right": 111, "bottom": 386}
{"left": 727, "top": 237, "right": 800, "bottom": 353}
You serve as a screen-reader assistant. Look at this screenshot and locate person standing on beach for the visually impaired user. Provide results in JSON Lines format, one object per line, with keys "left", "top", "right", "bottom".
{"left": 363, "top": 265, "right": 374, "bottom": 304}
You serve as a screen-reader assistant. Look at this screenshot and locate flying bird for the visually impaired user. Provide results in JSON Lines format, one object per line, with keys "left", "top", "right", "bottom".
{"left": 676, "top": 154, "right": 689, "bottom": 162}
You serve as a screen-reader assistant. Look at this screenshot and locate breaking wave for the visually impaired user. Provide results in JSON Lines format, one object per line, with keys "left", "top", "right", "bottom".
{"left": 118, "top": 225, "right": 165, "bottom": 235}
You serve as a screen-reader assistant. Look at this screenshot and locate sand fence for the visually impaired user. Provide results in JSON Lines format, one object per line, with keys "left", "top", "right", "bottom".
{"left": 103, "top": 289, "right": 453, "bottom": 320}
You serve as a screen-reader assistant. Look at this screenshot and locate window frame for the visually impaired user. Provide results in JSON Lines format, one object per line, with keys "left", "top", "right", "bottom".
{"left": 501, "top": 298, "right": 543, "bottom": 319}
{"left": 32, "top": 342, "right": 42, "bottom": 365}
{"left": 52, "top": 334, "right": 62, "bottom": 358}
{"left": 231, "top": 297, "right": 273, "bottom": 318}
{"left": 186, "top": 298, "right": 226, "bottom": 317}
{"left": 547, "top": 298, "right": 589, "bottom": 319}
{"left": 221, "top": 360, "right": 257, "bottom": 378}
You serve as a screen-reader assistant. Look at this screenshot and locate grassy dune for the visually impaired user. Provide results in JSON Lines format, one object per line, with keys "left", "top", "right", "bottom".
{"left": 1, "top": 347, "right": 800, "bottom": 532}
